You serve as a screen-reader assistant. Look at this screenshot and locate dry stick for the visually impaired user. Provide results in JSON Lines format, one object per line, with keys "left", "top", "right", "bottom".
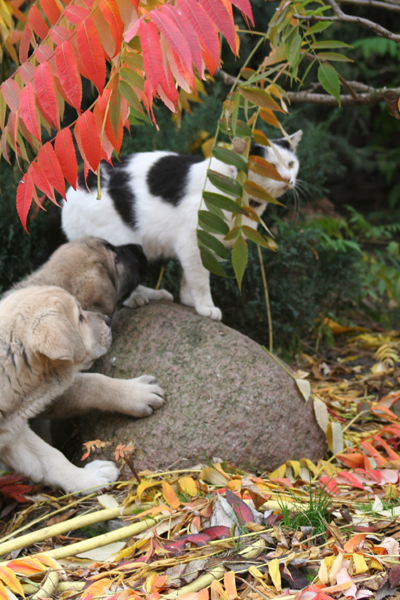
{"left": 0, "top": 505, "right": 156, "bottom": 557}
{"left": 32, "top": 570, "right": 59, "bottom": 600}
{"left": 257, "top": 245, "right": 273, "bottom": 353}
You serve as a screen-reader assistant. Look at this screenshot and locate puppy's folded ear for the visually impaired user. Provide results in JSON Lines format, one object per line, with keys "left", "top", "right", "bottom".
{"left": 32, "top": 315, "right": 87, "bottom": 363}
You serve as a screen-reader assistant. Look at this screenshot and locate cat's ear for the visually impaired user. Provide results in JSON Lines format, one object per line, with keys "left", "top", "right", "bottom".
{"left": 290, "top": 130, "right": 303, "bottom": 148}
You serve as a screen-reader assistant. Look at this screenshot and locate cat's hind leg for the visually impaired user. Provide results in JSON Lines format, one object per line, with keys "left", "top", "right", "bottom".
{"left": 180, "top": 276, "right": 195, "bottom": 307}
{"left": 178, "top": 247, "right": 222, "bottom": 321}
{"left": 123, "top": 285, "right": 174, "bottom": 308}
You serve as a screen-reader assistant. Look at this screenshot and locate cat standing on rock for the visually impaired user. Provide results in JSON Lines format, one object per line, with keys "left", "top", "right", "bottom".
{"left": 61, "top": 131, "right": 302, "bottom": 321}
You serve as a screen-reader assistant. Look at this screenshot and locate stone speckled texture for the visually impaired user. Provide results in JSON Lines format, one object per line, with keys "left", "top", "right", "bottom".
{"left": 80, "top": 302, "right": 326, "bottom": 470}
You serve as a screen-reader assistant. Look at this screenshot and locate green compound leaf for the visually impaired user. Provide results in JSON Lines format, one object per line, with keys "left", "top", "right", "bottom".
{"left": 232, "top": 234, "right": 248, "bottom": 292}
{"left": 212, "top": 146, "right": 248, "bottom": 173}
{"left": 200, "top": 247, "right": 227, "bottom": 277}
{"left": 207, "top": 170, "right": 243, "bottom": 198}
{"left": 197, "top": 230, "right": 227, "bottom": 259}
{"left": 318, "top": 62, "right": 341, "bottom": 105}
{"left": 242, "top": 225, "right": 274, "bottom": 249}
{"left": 203, "top": 191, "right": 241, "bottom": 214}
{"left": 198, "top": 210, "right": 229, "bottom": 235}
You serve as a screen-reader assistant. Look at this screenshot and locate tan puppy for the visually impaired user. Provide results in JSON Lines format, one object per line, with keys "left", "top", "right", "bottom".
{"left": 0, "top": 286, "right": 164, "bottom": 493}
{"left": 9, "top": 237, "right": 148, "bottom": 316}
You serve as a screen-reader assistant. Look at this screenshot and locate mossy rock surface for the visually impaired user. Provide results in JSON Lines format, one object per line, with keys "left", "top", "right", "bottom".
{"left": 80, "top": 302, "right": 326, "bottom": 470}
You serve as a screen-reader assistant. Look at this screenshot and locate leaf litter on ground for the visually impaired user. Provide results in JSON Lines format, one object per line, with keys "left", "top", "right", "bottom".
{"left": 0, "top": 324, "right": 400, "bottom": 600}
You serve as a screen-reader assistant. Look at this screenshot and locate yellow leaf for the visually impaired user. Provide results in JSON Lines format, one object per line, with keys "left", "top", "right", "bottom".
{"left": 327, "top": 422, "right": 344, "bottom": 454}
{"left": 145, "top": 573, "right": 158, "bottom": 594}
{"left": 0, "top": 582, "right": 11, "bottom": 600}
{"left": 296, "top": 378, "right": 311, "bottom": 402}
{"left": 318, "top": 559, "right": 329, "bottom": 585}
{"left": 249, "top": 566, "right": 264, "bottom": 579}
{"left": 369, "top": 558, "right": 383, "bottom": 571}
{"left": 329, "top": 552, "right": 343, "bottom": 585}
{"left": 202, "top": 137, "right": 214, "bottom": 158}
{"left": 200, "top": 467, "right": 229, "bottom": 486}
{"left": 286, "top": 460, "right": 300, "bottom": 478}
{"left": 268, "top": 559, "right": 281, "bottom": 592}
{"left": 313, "top": 397, "right": 329, "bottom": 433}
{"left": 352, "top": 553, "right": 368, "bottom": 575}
{"left": 224, "top": 571, "right": 237, "bottom": 600}
{"left": 0, "top": 567, "right": 24, "bottom": 597}
{"left": 269, "top": 463, "right": 286, "bottom": 479}
{"left": 162, "top": 481, "right": 180, "bottom": 509}
{"left": 213, "top": 463, "right": 232, "bottom": 480}
{"left": 136, "top": 479, "right": 160, "bottom": 500}
{"left": 178, "top": 476, "right": 198, "bottom": 497}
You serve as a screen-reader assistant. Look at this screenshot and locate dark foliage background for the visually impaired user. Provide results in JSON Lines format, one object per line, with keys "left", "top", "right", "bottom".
{"left": 1, "top": 0, "right": 400, "bottom": 353}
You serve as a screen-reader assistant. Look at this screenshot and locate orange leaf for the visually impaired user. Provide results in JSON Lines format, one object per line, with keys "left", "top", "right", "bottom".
{"left": 336, "top": 453, "right": 365, "bottom": 469}
{"left": 84, "top": 578, "right": 112, "bottom": 596}
{"left": 224, "top": 571, "right": 237, "bottom": 600}
{"left": 343, "top": 534, "right": 367, "bottom": 554}
{"left": 162, "top": 480, "right": 180, "bottom": 509}
{"left": 248, "top": 155, "right": 286, "bottom": 182}
{"left": 76, "top": 111, "right": 102, "bottom": 171}
{"left": 37, "top": 142, "right": 66, "bottom": 199}
{"left": 0, "top": 582, "right": 10, "bottom": 600}
{"left": 35, "top": 62, "right": 59, "bottom": 129}
{"left": 197, "top": 590, "right": 209, "bottom": 600}
{"left": 76, "top": 18, "right": 106, "bottom": 94}
{"left": 0, "top": 566, "right": 25, "bottom": 596}
{"left": 210, "top": 580, "right": 228, "bottom": 600}
{"left": 373, "top": 435, "right": 400, "bottom": 461}
{"left": 99, "top": 0, "right": 124, "bottom": 57}
{"left": 55, "top": 128, "right": 78, "bottom": 190}
{"left": 39, "top": 0, "right": 61, "bottom": 25}
{"left": 360, "top": 441, "right": 387, "bottom": 466}
{"left": 7, "top": 557, "right": 47, "bottom": 575}
{"left": 20, "top": 82, "right": 41, "bottom": 142}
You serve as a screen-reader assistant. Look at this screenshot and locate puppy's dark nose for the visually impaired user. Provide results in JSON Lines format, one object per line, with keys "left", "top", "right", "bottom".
{"left": 104, "top": 315, "right": 111, "bottom": 327}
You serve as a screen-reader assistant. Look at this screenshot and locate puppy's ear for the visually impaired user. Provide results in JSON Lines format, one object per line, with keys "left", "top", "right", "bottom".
{"left": 32, "top": 315, "right": 87, "bottom": 363}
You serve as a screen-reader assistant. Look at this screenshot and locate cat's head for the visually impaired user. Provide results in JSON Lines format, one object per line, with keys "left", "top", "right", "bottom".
{"left": 249, "top": 130, "right": 302, "bottom": 199}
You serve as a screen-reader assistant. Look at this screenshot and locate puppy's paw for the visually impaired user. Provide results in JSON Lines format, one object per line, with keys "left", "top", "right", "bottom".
{"left": 126, "top": 375, "right": 165, "bottom": 417}
{"left": 82, "top": 460, "right": 120, "bottom": 491}
{"left": 196, "top": 305, "right": 222, "bottom": 321}
{"left": 123, "top": 292, "right": 149, "bottom": 309}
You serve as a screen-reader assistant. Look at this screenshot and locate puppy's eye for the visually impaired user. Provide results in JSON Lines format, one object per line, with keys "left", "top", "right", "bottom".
{"left": 79, "top": 313, "right": 84, "bottom": 322}
{"left": 288, "top": 161, "right": 294, "bottom": 168}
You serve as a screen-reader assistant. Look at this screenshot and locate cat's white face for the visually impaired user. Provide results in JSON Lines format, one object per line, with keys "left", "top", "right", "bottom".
{"left": 249, "top": 130, "right": 302, "bottom": 199}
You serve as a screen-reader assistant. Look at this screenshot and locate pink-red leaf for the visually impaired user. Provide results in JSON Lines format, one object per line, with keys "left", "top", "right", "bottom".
{"left": 28, "top": 5, "right": 49, "bottom": 39}
{"left": 199, "top": 0, "right": 236, "bottom": 53}
{"left": 76, "top": 19, "right": 106, "bottom": 93}
{"left": 19, "top": 24, "right": 33, "bottom": 64}
{"left": 225, "top": 489, "right": 254, "bottom": 525}
{"left": 20, "top": 82, "right": 41, "bottom": 141}
{"left": 17, "top": 169, "right": 34, "bottom": 232}
{"left": 19, "top": 62, "right": 36, "bottom": 84}
{"left": 76, "top": 111, "right": 101, "bottom": 171}
{"left": 138, "top": 20, "right": 162, "bottom": 93}
{"left": 31, "top": 161, "right": 56, "bottom": 202}
{"left": 37, "top": 142, "right": 66, "bottom": 198}
{"left": 150, "top": 8, "right": 193, "bottom": 73}
{"left": 64, "top": 5, "right": 90, "bottom": 25}
{"left": 39, "top": 0, "right": 61, "bottom": 25}
{"left": 99, "top": 0, "right": 124, "bottom": 57}
{"left": 229, "top": 0, "right": 254, "bottom": 26}
{"left": 49, "top": 25, "right": 70, "bottom": 46}
{"left": 162, "top": 5, "right": 203, "bottom": 76}
{"left": 1, "top": 79, "right": 21, "bottom": 112}
{"left": 35, "top": 62, "right": 59, "bottom": 129}
{"left": 55, "top": 128, "right": 78, "bottom": 189}
{"left": 177, "top": 0, "right": 219, "bottom": 65}
{"left": 56, "top": 41, "right": 82, "bottom": 112}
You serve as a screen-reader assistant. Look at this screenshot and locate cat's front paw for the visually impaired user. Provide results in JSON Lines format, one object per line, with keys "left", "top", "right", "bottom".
{"left": 152, "top": 289, "right": 174, "bottom": 302}
{"left": 123, "top": 291, "right": 149, "bottom": 308}
{"left": 196, "top": 305, "right": 222, "bottom": 321}
{"left": 73, "top": 460, "right": 120, "bottom": 493}
{"left": 126, "top": 375, "right": 165, "bottom": 417}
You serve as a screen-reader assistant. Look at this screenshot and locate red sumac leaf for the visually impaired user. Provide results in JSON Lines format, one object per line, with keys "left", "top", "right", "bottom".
{"left": 1, "top": 79, "right": 21, "bottom": 112}
{"left": 138, "top": 20, "right": 162, "bottom": 94}
{"left": 198, "top": 0, "right": 236, "bottom": 53}
{"left": 225, "top": 488, "right": 254, "bottom": 525}
{"left": 37, "top": 142, "right": 66, "bottom": 198}
{"left": 39, "top": 0, "right": 61, "bottom": 25}
{"left": 55, "top": 128, "right": 78, "bottom": 189}
{"left": 35, "top": 45, "right": 54, "bottom": 65}
{"left": 28, "top": 5, "right": 49, "bottom": 39}
{"left": 19, "top": 24, "right": 33, "bottom": 64}
{"left": 17, "top": 169, "right": 35, "bottom": 232}
{"left": 99, "top": 0, "right": 124, "bottom": 57}
{"left": 56, "top": 41, "right": 82, "bottom": 112}
{"left": 76, "top": 111, "right": 101, "bottom": 171}
{"left": 150, "top": 8, "right": 192, "bottom": 73}
{"left": 229, "top": 0, "right": 254, "bottom": 26}
{"left": 31, "top": 161, "right": 56, "bottom": 202}
{"left": 35, "top": 62, "right": 59, "bottom": 129}
{"left": 162, "top": 5, "right": 203, "bottom": 75}
{"left": 177, "top": 0, "right": 219, "bottom": 65}
{"left": 49, "top": 25, "right": 71, "bottom": 46}
{"left": 19, "top": 62, "right": 36, "bottom": 84}
{"left": 77, "top": 19, "right": 106, "bottom": 93}
{"left": 20, "top": 82, "right": 41, "bottom": 141}
{"left": 64, "top": 5, "right": 90, "bottom": 25}
{"left": 157, "top": 63, "right": 179, "bottom": 112}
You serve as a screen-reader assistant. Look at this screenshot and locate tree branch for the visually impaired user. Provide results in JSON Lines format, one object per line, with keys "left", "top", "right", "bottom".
{"left": 336, "top": 0, "right": 400, "bottom": 12}
{"left": 293, "top": 0, "right": 400, "bottom": 41}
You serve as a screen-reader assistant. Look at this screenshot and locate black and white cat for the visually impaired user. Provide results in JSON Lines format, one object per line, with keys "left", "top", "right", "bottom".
{"left": 61, "top": 131, "right": 302, "bottom": 320}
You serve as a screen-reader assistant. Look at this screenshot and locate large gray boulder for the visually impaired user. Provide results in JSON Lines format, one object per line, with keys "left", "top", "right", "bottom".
{"left": 80, "top": 303, "right": 326, "bottom": 471}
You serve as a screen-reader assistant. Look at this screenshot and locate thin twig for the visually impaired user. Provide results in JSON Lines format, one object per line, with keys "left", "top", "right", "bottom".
{"left": 257, "top": 245, "right": 273, "bottom": 353}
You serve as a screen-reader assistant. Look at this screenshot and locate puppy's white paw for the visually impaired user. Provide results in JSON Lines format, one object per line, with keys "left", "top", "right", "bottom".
{"left": 196, "top": 305, "right": 222, "bottom": 321}
{"left": 127, "top": 375, "right": 165, "bottom": 417}
{"left": 82, "top": 460, "right": 120, "bottom": 491}
{"left": 123, "top": 292, "right": 149, "bottom": 308}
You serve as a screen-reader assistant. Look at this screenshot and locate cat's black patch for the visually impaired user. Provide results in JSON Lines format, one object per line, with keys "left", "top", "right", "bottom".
{"left": 249, "top": 142, "right": 266, "bottom": 158}
{"left": 104, "top": 158, "right": 137, "bottom": 228}
{"left": 78, "top": 169, "right": 105, "bottom": 192}
{"left": 147, "top": 154, "right": 204, "bottom": 205}
{"left": 273, "top": 137, "right": 291, "bottom": 151}
{"left": 249, "top": 199, "right": 262, "bottom": 208}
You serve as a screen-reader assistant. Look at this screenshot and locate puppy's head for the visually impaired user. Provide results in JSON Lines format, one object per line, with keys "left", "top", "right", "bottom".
{"left": 2, "top": 286, "right": 112, "bottom": 368}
